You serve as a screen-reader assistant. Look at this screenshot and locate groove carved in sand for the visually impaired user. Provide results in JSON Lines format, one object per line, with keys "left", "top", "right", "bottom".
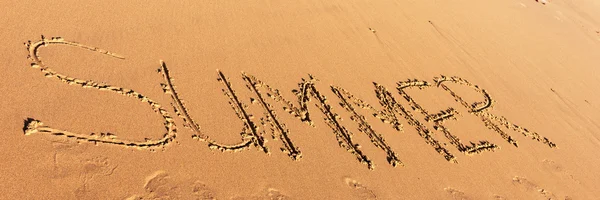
{"left": 22, "top": 36, "right": 557, "bottom": 169}
{"left": 331, "top": 86, "right": 403, "bottom": 167}
{"left": 434, "top": 76, "right": 556, "bottom": 148}
{"left": 216, "top": 70, "right": 270, "bottom": 154}
{"left": 243, "top": 72, "right": 302, "bottom": 160}
{"left": 158, "top": 61, "right": 258, "bottom": 153}
{"left": 374, "top": 83, "right": 456, "bottom": 163}
{"left": 23, "top": 36, "right": 177, "bottom": 149}
{"left": 397, "top": 79, "right": 499, "bottom": 155}
{"left": 242, "top": 73, "right": 373, "bottom": 169}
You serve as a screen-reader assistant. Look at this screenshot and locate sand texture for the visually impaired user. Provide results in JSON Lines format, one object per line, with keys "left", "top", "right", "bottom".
{"left": 1, "top": 0, "right": 600, "bottom": 199}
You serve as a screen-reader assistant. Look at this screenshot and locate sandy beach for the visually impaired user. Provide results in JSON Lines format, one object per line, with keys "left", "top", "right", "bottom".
{"left": 1, "top": 0, "right": 600, "bottom": 199}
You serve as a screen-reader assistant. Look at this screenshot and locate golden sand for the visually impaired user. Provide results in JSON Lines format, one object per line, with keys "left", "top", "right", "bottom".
{"left": 1, "top": 0, "right": 600, "bottom": 199}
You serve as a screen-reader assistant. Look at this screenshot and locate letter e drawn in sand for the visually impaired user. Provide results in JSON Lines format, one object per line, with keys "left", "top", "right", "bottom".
{"left": 434, "top": 76, "right": 556, "bottom": 149}
{"left": 397, "top": 79, "right": 499, "bottom": 155}
{"left": 373, "top": 83, "right": 457, "bottom": 163}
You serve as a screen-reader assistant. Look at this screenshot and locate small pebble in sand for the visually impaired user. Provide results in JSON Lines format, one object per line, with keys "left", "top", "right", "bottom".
{"left": 369, "top": 28, "right": 376, "bottom": 33}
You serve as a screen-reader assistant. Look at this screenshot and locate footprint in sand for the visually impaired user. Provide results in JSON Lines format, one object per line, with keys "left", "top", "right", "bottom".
{"left": 48, "top": 141, "right": 118, "bottom": 199}
{"left": 541, "top": 159, "right": 580, "bottom": 184}
{"left": 444, "top": 187, "right": 472, "bottom": 200}
{"left": 128, "top": 171, "right": 216, "bottom": 200}
{"left": 74, "top": 156, "right": 118, "bottom": 198}
{"left": 512, "top": 176, "right": 558, "bottom": 200}
{"left": 344, "top": 177, "right": 377, "bottom": 200}
{"left": 492, "top": 194, "right": 507, "bottom": 200}
{"left": 230, "top": 188, "right": 291, "bottom": 200}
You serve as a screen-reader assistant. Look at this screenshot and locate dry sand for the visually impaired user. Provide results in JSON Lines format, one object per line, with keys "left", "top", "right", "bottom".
{"left": 1, "top": 0, "right": 600, "bottom": 199}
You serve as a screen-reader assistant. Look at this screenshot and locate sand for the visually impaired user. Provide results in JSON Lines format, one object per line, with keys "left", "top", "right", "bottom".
{"left": 1, "top": 0, "right": 600, "bottom": 199}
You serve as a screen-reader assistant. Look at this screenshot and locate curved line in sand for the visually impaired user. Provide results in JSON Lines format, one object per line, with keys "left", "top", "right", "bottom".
{"left": 23, "top": 36, "right": 177, "bottom": 149}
